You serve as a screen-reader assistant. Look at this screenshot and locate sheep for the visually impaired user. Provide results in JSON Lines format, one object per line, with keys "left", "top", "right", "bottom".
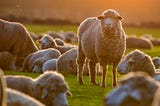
{"left": 126, "top": 36, "right": 153, "bottom": 49}
{"left": 0, "top": 69, "right": 45, "bottom": 106}
{"left": 47, "top": 31, "right": 63, "bottom": 39}
{"left": 77, "top": 9, "right": 126, "bottom": 87}
{"left": 0, "top": 19, "right": 38, "bottom": 70}
{"left": 20, "top": 48, "right": 61, "bottom": 72}
{"left": 104, "top": 72, "right": 160, "bottom": 106}
{"left": 152, "top": 57, "right": 160, "bottom": 69}
{"left": 55, "top": 38, "right": 66, "bottom": 46}
{"left": 42, "top": 59, "right": 58, "bottom": 73}
{"left": 142, "top": 34, "right": 160, "bottom": 46}
{"left": 39, "top": 34, "right": 76, "bottom": 54}
{"left": 118, "top": 49, "right": 156, "bottom": 76}
{"left": 5, "top": 71, "right": 72, "bottom": 106}
{"left": 57, "top": 48, "right": 100, "bottom": 75}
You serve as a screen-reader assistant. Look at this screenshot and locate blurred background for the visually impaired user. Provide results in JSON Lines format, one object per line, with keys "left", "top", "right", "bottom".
{"left": 0, "top": 0, "right": 160, "bottom": 27}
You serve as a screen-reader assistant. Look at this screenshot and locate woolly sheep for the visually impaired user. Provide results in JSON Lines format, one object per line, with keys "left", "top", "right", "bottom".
{"left": 0, "top": 69, "right": 45, "bottom": 106}
{"left": 126, "top": 36, "right": 153, "bottom": 49}
{"left": 118, "top": 50, "right": 156, "bottom": 76}
{"left": 142, "top": 34, "right": 160, "bottom": 46}
{"left": 104, "top": 72, "right": 160, "bottom": 106}
{"left": 77, "top": 9, "right": 126, "bottom": 87}
{"left": 5, "top": 71, "right": 72, "bottom": 106}
{"left": 0, "top": 19, "right": 38, "bottom": 70}
{"left": 39, "top": 34, "right": 76, "bottom": 54}
{"left": 47, "top": 31, "right": 63, "bottom": 39}
{"left": 20, "top": 48, "right": 61, "bottom": 72}
{"left": 57, "top": 48, "right": 100, "bottom": 75}
{"left": 42, "top": 59, "right": 58, "bottom": 73}
{"left": 152, "top": 57, "right": 160, "bottom": 69}
{"left": 55, "top": 38, "right": 66, "bottom": 46}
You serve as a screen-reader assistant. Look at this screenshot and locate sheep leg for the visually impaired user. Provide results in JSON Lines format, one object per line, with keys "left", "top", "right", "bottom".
{"left": 112, "top": 64, "right": 117, "bottom": 87}
{"left": 77, "top": 46, "right": 85, "bottom": 85}
{"left": 101, "top": 64, "right": 107, "bottom": 88}
{"left": 9, "top": 56, "right": 17, "bottom": 71}
{"left": 89, "top": 61, "right": 98, "bottom": 85}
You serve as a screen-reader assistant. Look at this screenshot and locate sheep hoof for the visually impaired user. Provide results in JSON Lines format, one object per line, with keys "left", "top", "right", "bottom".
{"left": 101, "top": 83, "right": 106, "bottom": 88}
{"left": 78, "top": 81, "right": 84, "bottom": 85}
{"left": 91, "top": 81, "right": 99, "bottom": 85}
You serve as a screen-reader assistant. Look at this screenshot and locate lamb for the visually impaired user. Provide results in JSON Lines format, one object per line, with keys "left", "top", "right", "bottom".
{"left": 20, "top": 48, "right": 61, "bottom": 72}
{"left": 57, "top": 48, "right": 99, "bottom": 75}
{"left": 0, "top": 69, "right": 45, "bottom": 106}
{"left": 104, "top": 72, "right": 160, "bottom": 106}
{"left": 5, "top": 71, "right": 72, "bottom": 106}
{"left": 42, "top": 59, "right": 58, "bottom": 73}
{"left": 152, "top": 57, "right": 160, "bottom": 69}
{"left": 0, "top": 19, "right": 38, "bottom": 70}
{"left": 77, "top": 9, "right": 126, "bottom": 87}
{"left": 126, "top": 36, "right": 153, "bottom": 49}
{"left": 39, "top": 34, "right": 76, "bottom": 54}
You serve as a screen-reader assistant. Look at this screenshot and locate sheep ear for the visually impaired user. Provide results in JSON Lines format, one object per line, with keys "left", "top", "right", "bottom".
{"left": 66, "top": 90, "right": 72, "bottom": 97}
{"left": 97, "top": 16, "right": 105, "bottom": 20}
{"left": 42, "top": 88, "right": 48, "bottom": 99}
{"left": 117, "top": 16, "right": 123, "bottom": 20}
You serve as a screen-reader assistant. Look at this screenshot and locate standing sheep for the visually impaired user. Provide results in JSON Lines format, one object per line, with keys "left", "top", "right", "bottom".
{"left": 20, "top": 48, "right": 61, "bottom": 72}
{"left": 0, "top": 19, "right": 38, "bottom": 70}
{"left": 5, "top": 71, "right": 71, "bottom": 106}
{"left": 77, "top": 9, "right": 126, "bottom": 87}
{"left": 104, "top": 72, "right": 160, "bottom": 106}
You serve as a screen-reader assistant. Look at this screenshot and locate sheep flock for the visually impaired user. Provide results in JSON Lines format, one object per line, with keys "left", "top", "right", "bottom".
{"left": 0, "top": 9, "right": 160, "bottom": 106}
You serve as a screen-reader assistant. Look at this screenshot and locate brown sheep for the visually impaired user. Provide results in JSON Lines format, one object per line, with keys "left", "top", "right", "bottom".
{"left": 0, "top": 19, "right": 38, "bottom": 70}
{"left": 77, "top": 9, "right": 126, "bottom": 87}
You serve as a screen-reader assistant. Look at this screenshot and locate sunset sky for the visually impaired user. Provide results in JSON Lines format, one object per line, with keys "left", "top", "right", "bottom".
{"left": 0, "top": 0, "right": 160, "bottom": 24}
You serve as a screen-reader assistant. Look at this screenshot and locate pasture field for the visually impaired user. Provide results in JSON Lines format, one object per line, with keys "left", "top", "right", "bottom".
{"left": 4, "top": 24, "right": 160, "bottom": 106}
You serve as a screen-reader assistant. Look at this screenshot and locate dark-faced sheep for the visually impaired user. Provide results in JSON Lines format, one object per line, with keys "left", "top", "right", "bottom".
{"left": 0, "top": 19, "right": 38, "bottom": 70}
{"left": 126, "top": 36, "right": 153, "bottom": 49}
{"left": 5, "top": 71, "right": 71, "bottom": 106}
{"left": 104, "top": 72, "right": 160, "bottom": 106}
{"left": 20, "top": 48, "right": 61, "bottom": 72}
{"left": 77, "top": 9, "right": 126, "bottom": 87}
{"left": 39, "top": 34, "right": 76, "bottom": 54}
{"left": 0, "top": 69, "right": 45, "bottom": 106}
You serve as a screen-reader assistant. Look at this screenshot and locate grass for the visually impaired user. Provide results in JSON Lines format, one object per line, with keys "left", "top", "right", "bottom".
{"left": 4, "top": 24, "right": 160, "bottom": 106}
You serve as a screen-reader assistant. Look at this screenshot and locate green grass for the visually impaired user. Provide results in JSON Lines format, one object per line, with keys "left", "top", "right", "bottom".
{"left": 3, "top": 24, "right": 160, "bottom": 106}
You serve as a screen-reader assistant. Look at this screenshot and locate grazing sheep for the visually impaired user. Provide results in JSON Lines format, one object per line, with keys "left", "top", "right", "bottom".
{"left": 5, "top": 71, "right": 72, "bottom": 106}
{"left": 152, "top": 57, "right": 160, "bottom": 69}
{"left": 118, "top": 49, "right": 156, "bottom": 76}
{"left": 39, "top": 34, "right": 76, "bottom": 54}
{"left": 58, "top": 31, "right": 78, "bottom": 43}
{"left": 126, "top": 36, "right": 153, "bottom": 49}
{"left": 0, "top": 19, "right": 38, "bottom": 70}
{"left": 42, "top": 59, "right": 58, "bottom": 73}
{"left": 0, "top": 69, "right": 45, "bottom": 106}
{"left": 47, "top": 31, "right": 63, "bottom": 39}
{"left": 77, "top": 9, "right": 126, "bottom": 87}
{"left": 142, "top": 34, "right": 160, "bottom": 46}
{"left": 20, "top": 48, "right": 61, "bottom": 72}
{"left": 55, "top": 38, "right": 66, "bottom": 46}
{"left": 57, "top": 48, "right": 99, "bottom": 75}
{"left": 104, "top": 72, "right": 160, "bottom": 106}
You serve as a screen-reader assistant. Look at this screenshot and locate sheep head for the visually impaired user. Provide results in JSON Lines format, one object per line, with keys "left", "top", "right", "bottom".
{"left": 97, "top": 9, "right": 123, "bottom": 38}
{"left": 35, "top": 71, "right": 71, "bottom": 106}
{"left": 39, "top": 34, "right": 57, "bottom": 49}
{"left": 32, "top": 58, "right": 46, "bottom": 73}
